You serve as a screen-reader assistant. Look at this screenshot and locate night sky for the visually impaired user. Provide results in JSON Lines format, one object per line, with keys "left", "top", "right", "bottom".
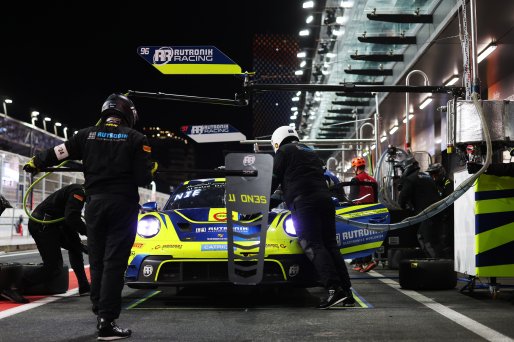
{"left": 1, "top": 1, "right": 305, "bottom": 169}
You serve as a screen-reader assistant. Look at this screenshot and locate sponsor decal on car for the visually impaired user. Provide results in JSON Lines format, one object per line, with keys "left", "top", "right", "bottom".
{"left": 289, "top": 264, "right": 300, "bottom": 277}
{"left": 133, "top": 243, "right": 144, "bottom": 248}
{"left": 143, "top": 265, "right": 153, "bottom": 277}
{"left": 340, "top": 228, "right": 384, "bottom": 247}
{"left": 195, "top": 226, "right": 250, "bottom": 233}
{"left": 201, "top": 244, "right": 228, "bottom": 251}
{"left": 162, "top": 244, "right": 183, "bottom": 249}
{"left": 265, "top": 243, "right": 288, "bottom": 249}
{"left": 213, "top": 212, "right": 227, "bottom": 221}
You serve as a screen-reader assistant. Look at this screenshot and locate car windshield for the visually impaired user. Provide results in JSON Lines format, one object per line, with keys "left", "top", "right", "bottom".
{"left": 164, "top": 182, "right": 226, "bottom": 209}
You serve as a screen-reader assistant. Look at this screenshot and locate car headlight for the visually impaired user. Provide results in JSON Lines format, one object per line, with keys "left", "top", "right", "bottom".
{"left": 284, "top": 217, "right": 297, "bottom": 237}
{"left": 137, "top": 216, "right": 161, "bottom": 238}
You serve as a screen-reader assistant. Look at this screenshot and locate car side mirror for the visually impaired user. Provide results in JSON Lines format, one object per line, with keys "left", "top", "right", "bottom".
{"left": 141, "top": 201, "right": 158, "bottom": 213}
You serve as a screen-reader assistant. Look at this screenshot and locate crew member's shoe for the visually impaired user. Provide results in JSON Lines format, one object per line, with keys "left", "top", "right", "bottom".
{"left": 97, "top": 318, "right": 132, "bottom": 340}
{"left": 0, "top": 289, "right": 29, "bottom": 304}
{"left": 352, "top": 264, "right": 363, "bottom": 272}
{"left": 79, "top": 283, "right": 91, "bottom": 296}
{"left": 341, "top": 290, "right": 356, "bottom": 307}
{"left": 316, "top": 287, "right": 349, "bottom": 309}
{"left": 360, "top": 260, "right": 378, "bottom": 273}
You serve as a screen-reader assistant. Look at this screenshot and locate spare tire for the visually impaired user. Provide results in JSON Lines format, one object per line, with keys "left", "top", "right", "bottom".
{"left": 399, "top": 258, "right": 456, "bottom": 290}
{"left": 0, "top": 263, "right": 23, "bottom": 291}
{"left": 20, "top": 264, "right": 69, "bottom": 295}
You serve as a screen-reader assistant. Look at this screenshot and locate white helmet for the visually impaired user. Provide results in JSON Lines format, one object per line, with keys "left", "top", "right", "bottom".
{"left": 271, "top": 126, "right": 299, "bottom": 152}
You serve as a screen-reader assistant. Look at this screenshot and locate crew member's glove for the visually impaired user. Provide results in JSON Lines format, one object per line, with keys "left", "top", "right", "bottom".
{"left": 23, "top": 157, "right": 40, "bottom": 175}
{"left": 467, "top": 162, "right": 483, "bottom": 174}
{"left": 151, "top": 161, "right": 159, "bottom": 176}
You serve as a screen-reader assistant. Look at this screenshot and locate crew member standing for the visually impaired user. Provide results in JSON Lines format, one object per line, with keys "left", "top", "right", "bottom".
{"left": 270, "top": 126, "right": 354, "bottom": 309}
{"left": 427, "top": 163, "right": 454, "bottom": 258}
{"left": 26, "top": 183, "right": 90, "bottom": 295}
{"left": 348, "top": 157, "right": 378, "bottom": 272}
{"left": 398, "top": 157, "right": 444, "bottom": 258}
{"left": 348, "top": 157, "right": 377, "bottom": 205}
{"left": 24, "top": 93, "right": 155, "bottom": 340}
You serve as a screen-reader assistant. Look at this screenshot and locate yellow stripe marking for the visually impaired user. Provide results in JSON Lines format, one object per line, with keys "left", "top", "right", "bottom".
{"left": 173, "top": 211, "right": 215, "bottom": 223}
{"left": 475, "top": 198, "right": 514, "bottom": 214}
{"left": 154, "top": 64, "right": 242, "bottom": 74}
{"left": 126, "top": 290, "right": 161, "bottom": 309}
{"left": 475, "top": 264, "right": 514, "bottom": 277}
{"left": 337, "top": 208, "right": 388, "bottom": 219}
{"left": 336, "top": 203, "right": 379, "bottom": 214}
{"left": 476, "top": 223, "right": 514, "bottom": 253}
{"left": 130, "top": 306, "right": 367, "bottom": 310}
{"left": 475, "top": 174, "right": 514, "bottom": 191}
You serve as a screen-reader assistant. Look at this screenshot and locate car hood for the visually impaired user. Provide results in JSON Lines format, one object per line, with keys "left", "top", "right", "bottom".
{"left": 162, "top": 208, "right": 262, "bottom": 242}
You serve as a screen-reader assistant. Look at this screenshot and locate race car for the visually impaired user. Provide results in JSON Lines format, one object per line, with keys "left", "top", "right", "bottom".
{"left": 125, "top": 178, "right": 389, "bottom": 288}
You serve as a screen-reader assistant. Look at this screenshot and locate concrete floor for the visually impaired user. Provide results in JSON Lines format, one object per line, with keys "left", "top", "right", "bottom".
{"left": 0, "top": 250, "right": 513, "bottom": 341}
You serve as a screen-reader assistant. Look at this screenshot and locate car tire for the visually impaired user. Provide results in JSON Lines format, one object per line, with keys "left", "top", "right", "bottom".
{"left": 399, "top": 258, "right": 457, "bottom": 290}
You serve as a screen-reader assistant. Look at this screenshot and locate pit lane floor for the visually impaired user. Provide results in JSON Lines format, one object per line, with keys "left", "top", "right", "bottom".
{"left": 0, "top": 250, "right": 513, "bottom": 342}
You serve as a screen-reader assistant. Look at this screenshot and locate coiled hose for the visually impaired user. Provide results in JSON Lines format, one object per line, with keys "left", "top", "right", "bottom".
{"left": 22, "top": 160, "right": 70, "bottom": 224}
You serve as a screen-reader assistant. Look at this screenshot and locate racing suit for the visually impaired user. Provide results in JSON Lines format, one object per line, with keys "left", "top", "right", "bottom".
{"left": 271, "top": 142, "right": 351, "bottom": 292}
{"left": 349, "top": 171, "right": 378, "bottom": 269}
{"left": 398, "top": 165, "right": 444, "bottom": 258}
{"left": 349, "top": 171, "right": 377, "bottom": 204}
{"left": 26, "top": 184, "right": 89, "bottom": 292}
{"left": 31, "top": 120, "right": 153, "bottom": 321}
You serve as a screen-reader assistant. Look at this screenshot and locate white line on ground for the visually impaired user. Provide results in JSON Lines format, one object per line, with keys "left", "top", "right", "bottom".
{"left": 0, "top": 265, "right": 90, "bottom": 320}
{"left": 0, "top": 288, "right": 80, "bottom": 320}
{"left": 368, "top": 270, "right": 513, "bottom": 342}
{"left": 0, "top": 250, "right": 39, "bottom": 258}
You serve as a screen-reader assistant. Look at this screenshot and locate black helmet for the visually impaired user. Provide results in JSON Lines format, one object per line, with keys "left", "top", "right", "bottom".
{"left": 101, "top": 93, "right": 138, "bottom": 128}
{"left": 427, "top": 163, "right": 446, "bottom": 177}
{"left": 399, "top": 156, "right": 418, "bottom": 172}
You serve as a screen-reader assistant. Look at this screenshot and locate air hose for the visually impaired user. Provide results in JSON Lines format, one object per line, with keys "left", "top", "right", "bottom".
{"left": 23, "top": 160, "right": 70, "bottom": 224}
{"left": 337, "top": 93, "right": 492, "bottom": 231}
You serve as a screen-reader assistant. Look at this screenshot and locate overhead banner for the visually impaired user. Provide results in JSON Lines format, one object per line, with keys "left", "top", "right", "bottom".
{"left": 138, "top": 46, "right": 242, "bottom": 75}
{"left": 181, "top": 124, "right": 246, "bottom": 143}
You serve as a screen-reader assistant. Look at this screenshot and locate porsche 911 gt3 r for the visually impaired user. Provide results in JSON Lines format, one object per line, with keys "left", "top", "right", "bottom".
{"left": 125, "top": 178, "right": 389, "bottom": 288}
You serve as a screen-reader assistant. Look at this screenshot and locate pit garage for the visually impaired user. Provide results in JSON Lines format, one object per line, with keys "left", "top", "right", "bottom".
{"left": 1, "top": 0, "right": 514, "bottom": 341}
